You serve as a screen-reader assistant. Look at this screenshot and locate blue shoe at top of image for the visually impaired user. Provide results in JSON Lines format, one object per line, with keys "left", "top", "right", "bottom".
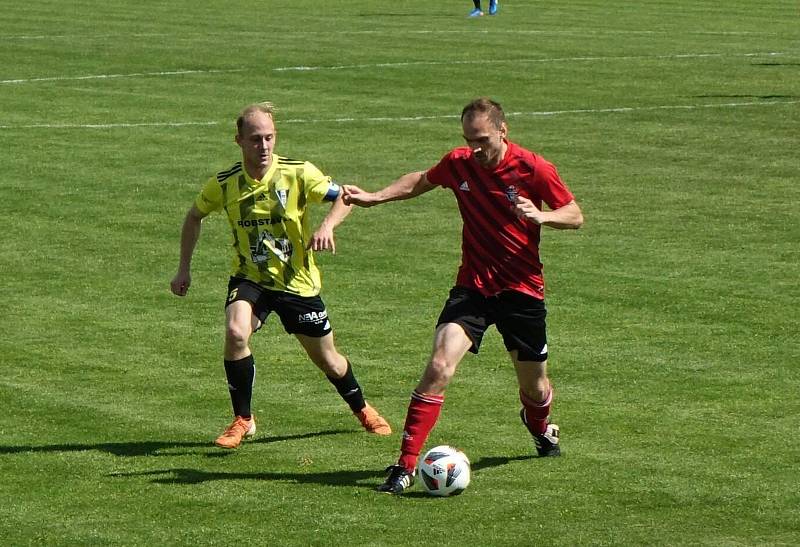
{"left": 468, "top": 8, "right": 484, "bottom": 17}
{"left": 489, "top": 0, "right": 498, "bottom": 15}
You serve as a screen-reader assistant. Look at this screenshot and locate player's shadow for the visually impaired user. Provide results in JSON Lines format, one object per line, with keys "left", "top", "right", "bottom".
{"left": 391, "top": 454, "right": 537, "bottom": 499}
{"left": 112, "top": 467, "right": 383, "bottom": 488}
{"left": 110, "top": 453, "right": 537, "bottom": 491}
{"left": 0, "top": 429, "right": 350, "bottom": 458}
{"left": 471, "top": 453, "right": 535, "bottom": 471}
{"left": 693, "top": 93, "right": 798, "bottom": 100}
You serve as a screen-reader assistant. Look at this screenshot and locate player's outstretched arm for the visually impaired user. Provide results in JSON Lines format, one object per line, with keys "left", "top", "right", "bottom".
{"left": 514, "top": 198, "right": 584, "bottom": 230}
{"left": 342, "top": 171, "right": 435, "bottom": 207}
{"left": 170, "top": 205, "right": 207, "bottom": 296}
{"left": 309, "top": 194, "right": 352, "bottom": 254}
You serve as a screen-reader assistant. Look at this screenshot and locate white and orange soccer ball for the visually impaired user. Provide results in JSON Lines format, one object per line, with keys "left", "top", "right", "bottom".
{"left": 418, "top": 445, "right": 471, "bottom": 497}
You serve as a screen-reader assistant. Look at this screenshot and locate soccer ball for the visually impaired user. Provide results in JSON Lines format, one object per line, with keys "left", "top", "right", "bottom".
{"left": 418, "top": 445, "right": 471, "bottom": 497}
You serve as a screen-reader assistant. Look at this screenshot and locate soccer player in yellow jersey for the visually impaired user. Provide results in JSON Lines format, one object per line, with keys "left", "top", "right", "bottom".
{"left": 170, "top": 102, "right": 391, "bottom": 448}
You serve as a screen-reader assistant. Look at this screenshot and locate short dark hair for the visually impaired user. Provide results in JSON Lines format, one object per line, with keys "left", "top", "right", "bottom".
{"left": 461, "top": 97, "right": 506, "bottom": 129}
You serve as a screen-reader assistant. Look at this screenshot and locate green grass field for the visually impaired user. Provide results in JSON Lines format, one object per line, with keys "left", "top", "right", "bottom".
{"left": 1, "top": 0, "right": 798, "bottom": 544}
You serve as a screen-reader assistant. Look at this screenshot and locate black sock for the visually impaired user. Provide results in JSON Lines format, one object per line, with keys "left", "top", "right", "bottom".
{"left": 326, "top": 361, "right": 365, "bottom": 413}
{"left": 473, "top": 0, "right": 481, "bottom": 9}
{"left": 224, "top": 355, "right": 255, "bottom": 418}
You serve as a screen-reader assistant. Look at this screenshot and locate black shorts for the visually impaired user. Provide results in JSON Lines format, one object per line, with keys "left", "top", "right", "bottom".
{"left": 225, "top": 277, "right": 332, "bottom": 338}
{"left": 436, "top": 286, "right": 548, "bottom": 362}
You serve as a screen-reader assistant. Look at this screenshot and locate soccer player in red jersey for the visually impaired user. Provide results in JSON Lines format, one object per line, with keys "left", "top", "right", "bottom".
{"left": 343, "top": 97, "right": 583, "bottom": 494}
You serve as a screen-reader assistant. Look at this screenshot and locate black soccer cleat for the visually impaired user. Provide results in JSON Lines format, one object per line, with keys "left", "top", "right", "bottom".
{"left": 521, "top": 408, "right": 561, "bottom": 457}
{"left": 376, "top": 465, "right": 415, "bottom": 494}
{"left": 533, "top": 423, "right": 561, "bottom": 457}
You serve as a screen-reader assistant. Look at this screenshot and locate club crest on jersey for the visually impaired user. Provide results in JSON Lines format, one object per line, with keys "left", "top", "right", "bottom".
{"left": 275, "top": 188, "right": 288, "bottom": 208}
{"left": 505, "top": 185, "right": 519, "bottom": 202}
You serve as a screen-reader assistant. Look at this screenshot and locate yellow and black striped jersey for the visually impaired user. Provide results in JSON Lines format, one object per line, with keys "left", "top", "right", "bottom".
{"left": 195, "top": 155, "right": 341, "bottom": 296}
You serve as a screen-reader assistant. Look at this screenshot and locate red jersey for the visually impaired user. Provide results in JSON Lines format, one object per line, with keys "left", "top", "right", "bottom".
{"left": 425, "top": 141, "right": 575, "bottom": 300}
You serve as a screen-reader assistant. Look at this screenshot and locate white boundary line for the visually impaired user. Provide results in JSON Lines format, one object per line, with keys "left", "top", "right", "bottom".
{"left": 0, "top": 29, "right": 780, "bottom": 40}
{"left": 1, "top": 100, "right": 797, "bottom": 130}
{"left": 0, "top": 68, "right": 246, "bottom": 85}
{"left": 273, "top": 52, "right": 786, "bottom": 72}
{"left": 0, "top": 33, "right": 173, "bottom": 40}
{"left": 0, "top": 52, "right": 789, "bottom": 85}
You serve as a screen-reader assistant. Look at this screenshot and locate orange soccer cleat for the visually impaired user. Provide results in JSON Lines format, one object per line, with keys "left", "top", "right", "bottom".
{"left": 355, "top": 403, "right": 392, "bottom": 436}
{"left": 214, "top": 415, "right": 256, "bottom": 449}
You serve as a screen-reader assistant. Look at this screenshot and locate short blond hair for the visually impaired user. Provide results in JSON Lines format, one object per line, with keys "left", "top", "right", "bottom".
{"left": 236, "top": 102, "right": 275, "bottom": 134}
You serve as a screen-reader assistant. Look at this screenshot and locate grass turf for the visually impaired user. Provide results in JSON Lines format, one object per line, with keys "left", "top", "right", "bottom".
{"left": 1, "top": 0, "right": 798, "bottom": 544}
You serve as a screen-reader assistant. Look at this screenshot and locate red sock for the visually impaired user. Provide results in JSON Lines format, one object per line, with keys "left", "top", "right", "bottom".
{"left": 520, "top": 387, "right": 552, "bottom": 436}
{"left": 397, "top": 390, "right": 444, "bottom": 471}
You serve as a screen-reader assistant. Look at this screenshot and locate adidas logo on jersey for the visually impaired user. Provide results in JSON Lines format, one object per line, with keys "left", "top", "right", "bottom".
{"left": 459, "top": 181, "right": 470, "bottom": 191}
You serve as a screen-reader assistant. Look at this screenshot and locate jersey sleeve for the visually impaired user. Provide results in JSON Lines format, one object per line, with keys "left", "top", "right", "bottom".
{"left": 302, "top": 162, "right": 341, "bottom": 203}
{"left": 533, "top": 159, "right": 575, "bottom": 210}
{"left": 425, "top": 152, "right": 457, "bottom": 189}
{"left": 194, "top": 176, "right": 224, "bottom": 214}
